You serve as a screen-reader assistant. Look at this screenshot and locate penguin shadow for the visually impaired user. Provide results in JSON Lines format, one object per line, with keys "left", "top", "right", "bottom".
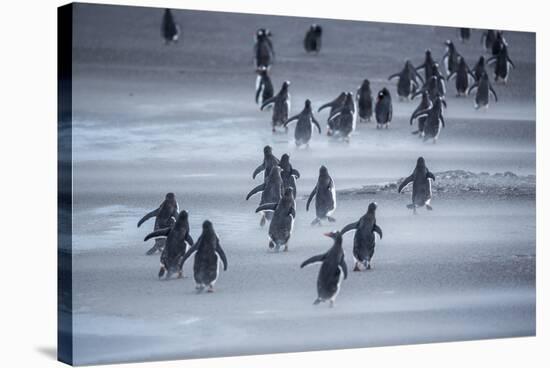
{"left": 35, "top": 346, "right": 57, "bottom": 360}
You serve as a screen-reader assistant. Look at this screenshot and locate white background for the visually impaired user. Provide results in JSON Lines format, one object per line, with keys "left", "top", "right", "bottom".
{"left": 0, "top": 0, "right": 546, "bottom": 366}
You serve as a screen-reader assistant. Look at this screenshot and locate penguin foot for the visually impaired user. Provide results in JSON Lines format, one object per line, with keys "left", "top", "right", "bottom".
{"left": 411, "top": 130, "right": 420, "bottom": 135}
{"left": 313, "top": 298, "right": 321, "bottom": 305}
{"left": 329, "top": 300, "right": 335, "bottom": 308}
{"left": 366, "top": 263, "right": 372, "bottom": 270}
{"left": 158, "top": 267, "right": 166, "bottom": 279}
{"left": 311, "top": 218, "right": 321, "bottom": 226}
{"left": 353, "top": 264, "right": 361, "bottom": 272}
{"left": 283, "top": 245, "right": 288, "bottom": 252}
{"left": 177, "top": 271, "right": 183, "bottom": 279}
{"left": 269, "top": 240, "right": 275, "bottom": 249}
{"left": 327, "top": 216, "right": 336, "bottom": 223}
{"left": 207, "top": 285, "right": 214, "bottom": 293}
{"left": 406, "top": 204, "right": 415, "bottom": 209}
{"left": 260, "top": 215, "right": 267, "bottom": 227}
{"left": 196, "top": 284, "right": 205, "bottom": 293}
{"left": 146, "top": 245, "right": 159, "bottom": 256}
{"left": 426, "top": 204, "right": 433, "bottom": 211}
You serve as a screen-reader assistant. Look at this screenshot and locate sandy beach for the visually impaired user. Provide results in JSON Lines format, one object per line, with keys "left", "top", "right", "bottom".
{"left": 68, "top": 4, "right": 535, "bottom": 365}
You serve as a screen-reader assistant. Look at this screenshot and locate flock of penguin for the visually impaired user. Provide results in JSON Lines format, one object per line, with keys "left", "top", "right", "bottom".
{"left": 134, "top": 10, "right": 516, "bottom": 306}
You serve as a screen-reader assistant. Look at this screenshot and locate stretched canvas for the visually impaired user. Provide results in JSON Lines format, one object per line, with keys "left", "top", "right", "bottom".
{"left": 58, "top": 2, "right": 536, "bottom": 366}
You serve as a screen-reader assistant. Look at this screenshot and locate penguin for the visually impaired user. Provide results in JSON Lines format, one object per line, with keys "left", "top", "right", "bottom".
{"left": 256, "top": 187, "right": 296, "bottom": 252}
{"left": 397, "top": 157, "right": 436, "bottom": 214}
{"left": 318, "top": 92, "right": 346, "bottom": 135}
{"left": 161, "top": 9, "right": 180, "bottom": 44}
{"left": 447, "top": 56, "right": 476, "bottom": 96}
{"left": 137, "top": 192, "right": 179, "bottom": 255}
{"left": 410, "top": 95, "right": 446, "bottom": 142}
{"left": 491, "top": 31, "right": 506, "bottom": 56}
{"left": 356, "top": 79, "right": 373, "bottom": 123}
{"left": 255, "top": 66, "right": 274, "bottom": 107}
{"left": 416, "top": 49, "right": 436, "bottom": 81}
{"left": 279, "top": 153, "right": 300, "bottom": 198}
{"left": 247, "top": 166, "right": 284, "bottom": 226}
{"left": 180, "top": 220, "right": 227, "bottom": 293}
{"left": 388, "top": 60, "right": 421, "bottom": 100}
{"left": 458, "top": 28, "right": 471, "bottom": 43}
{"left": 430, "top": 63, "right": 447, "bottom": 97}
{"left": 300, "top": 231, "right": 347, "bottom": 307}
{"left": 374, "top": 88, "right": 393, "bottom": 129}
{"left": 481, "top": 30, "right": 497, "bottom": 53}
{"left": 412, "top": 67, "right": 446, "bottom": 101}
{"left": 254, "top": 28, "right": 274, "bottom": 70}
{"left": 410, "top": 91, "right": 433, "bottom": 135}
{"left": 261, "top": 81, "right": 291, "bottom": 132}
{"left": 341, "top": 202, "right": 383, "bottom": 271}
{"left": 487, "top": 44, "right": 515, "bottom": 84}
{"left": 441, "top": 40, "right": 461, "bottom": 76}
{"left": 472, "top": 56, "right": 487, "bottom": 81}
{"left": 467, "top": 72, "right": 498, "bottom": 109}
{"left": 252, "top": 145, "right": 280, "bottom": 181}
{"left": 306, "top": 165, "right": 336, "bottom": 226}
{"left": 284, "top": 99, "right": 322, "bottom": 147}
{"left": 327, "top": 92, "right": 356, "bottom": 140}
{"left": 304, "top": 24, "right": 323, "bottom": 54}
{"left": 144, "top": 210, "right": 194, "bottom": 279}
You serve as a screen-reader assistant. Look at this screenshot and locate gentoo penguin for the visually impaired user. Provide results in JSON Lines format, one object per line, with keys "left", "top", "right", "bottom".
{"left": 398, "top": 157, "right": 436, "bottom": 214}
{"left": 388, "top": 60, "right": 421, "bottom": 100}
{"left": 447, "top": 56, "right": 476, "bottom": 96}
{"left": 247, "top": 166, "right": 284, "bottom": 226}
{"left": 254, "top": 28, "right": 274, "bottom": 70}
{"left": 442, "top": 40, "right": 461, "bottom": 76}
{"left": 161, "top": 9, "right": 180, "bottom": 44}
{"left": 304, "top": 24, "right": 323, "bottom": 54}
{"left": 300, "top": 231, "right": 347, "bottom": 307}
{"left": 261, "top": 81, "right": 291, "bottom": 132}
{"left": 180, "top": 220, "right": 227, "bottom": 293}
{"left": 458, "top": 28, "right": 471, "bottom": 43}
{"left": 144, "top": 210, "right": 194, "bottom": 279}
{"left": 341, "top": 202, "right": 383, "bottom": 271}
{"left": 284, "top": 99, "right": 322, "bottom": 147}
{"left": 472, "top": 56, "right": 487, "bottom": 81}
{"left": 481, "top": 30, "right": 497, "bottom": 53}
{"left": 252, "top": 145, "right": 280, "bottom": 181}
{"left": 356, "top": 79, "right": 373, "bottom": 123}
{"left": 255, "top": 66, "right": 274, "bottom": 107}
{"left": 327, "top": 92, "right": 356, "bottom": 140}
{"left": 137, "top": 192, "right": 179, "bottom": 255}
{"left": 412, "top": 69, "right": 446, "bottom": 101}
{"left": 279, "top": 153, "right": 300, "bottom": 198}
{"left": 374, "top": 88, "right": 393, "bottom": 129}
{"left": 410, "top": 95, "right": 446, "bottom": 142}
{"left": 256, "top": 187, "right": 296, "bottom": 251}
{"left": 410, "top": 91, "right": 433, "bottom": 135}
{"left": 416, "top": 49, "right": 436, "bottom": 81}
{"left": 467, "top": 72, "right": 498, "bottom": 109}
{"left": 306, "top": 165, "right": 336, "bottom": 225}
{"left": 318, "top": 92, "right": 346, "bottom": 135}
{"left": 491, "top": 31, "right": 506, "bottom": 56}
{"left": 487, "top": 45, "right": 515, "bottom": 84}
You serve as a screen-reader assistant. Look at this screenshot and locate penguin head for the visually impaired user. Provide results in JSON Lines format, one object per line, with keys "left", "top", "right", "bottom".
{"left": 280, "top": 153, "right": 290, "bottom": 166}
{"left": 323, "top": 231, "right": 342, "bottom": 242}
{"left": 478, "top": 56, "right": 485, "bottom": 64}
{"left": 480, "top": 71, "right": 489, "bottom": 81}
{"left": 425, "top": 49, "right": 432, "bottom": 59}
{"left": 367, "top": 202, "right": 378, "bottom": 213}
{"left": 202, "top": 220, "right": 214, "bottom": 232}
{"left": 263, "top": 145, "right": 273, "bottom": 156}
{"left": 304, "top": 99, "right": 312, "bottom": 110}
{"left": 165, "top": 192, "right": 175, "bottom": 200}
{"left": 362, "top": 79, "right": 370, "bottom": 88}
{"left": 319, "top": 165, "right": 328, "bottom": 176}
{"left": 282, "top": 81, "right": 290, "bottom": 90}
{"left": 416, "top": 156, "right": 426, "bottom": 168}
{"left": 177, "top": 210, "right": 188, "bottom": 221}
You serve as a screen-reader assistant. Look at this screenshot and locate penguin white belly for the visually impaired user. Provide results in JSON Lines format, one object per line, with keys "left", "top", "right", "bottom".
{"left": 326, "top": 185, "right": 337, "bottom": 216}
{"left": 211, "top": 253, "right": 220, "bottom": 286}
{"left": 331, "top": 265, "right": 345, "bottom": 301}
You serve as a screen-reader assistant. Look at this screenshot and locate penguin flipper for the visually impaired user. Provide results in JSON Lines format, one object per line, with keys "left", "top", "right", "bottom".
{"left": 388, "top": 72, "right": 400, "bottom": 81}
{"left": 427, "top": 171, "right": 436, "bottom": 181}
{"left": 312, "top": 117, "right": 322, "bottom": 134}
{"left": 339, "top": 259, "right": 348, "bottom": 280}
{"left": 373, "top": 224, "right": 383, "bottom": 239}
{"left": 291, "top": 168, "right": 301, "bottom": 179}
{"left": 252, "top": 163, "right": 265, "bottom": 179}
{"left": 328, "top": 107, "right": 343, "bottom": 122}
{"left": 185, "top": 232, "right": 194, "bottom": 246}
{"left": 306, "top": 186, "right": 318, "bottom": 211}
{"left": 467, "top": 84, "right": 478, "bottom": 95}
{"left": 137, "top": 207, "right": 160, "bottom": 227}
{"left": 489, "top": 86, "right": 498, "bottom": 102}
{"left": 289, "top": 206, "right": 296, "bottom": 218}
{"left": 144, "top": 227, "right": 171, "bottom": 242}
{"left": 260, "top": 96, "right": 276, "bottom": 110}
{"left": 317, "top": 101, "right": 334, "bottom": 112}
{"left": 447, "top": 72, "right": 457, "bottom": 81}
{"left": 300, "top": 253, "right": 325, "bottom": 268}
{"left": 341, "top": 221, "right": 359, "bottom": 235}
{"left": 439, "top": 114, "right": 446, "bottom": 128}
{"left": 180, "top": 240, "right": 200, "bottom": 267}
{"left": 255, "top": 202, "right": 277, "bottom": 213}
{"left": 487, "top": 56, "right": 497, "bottom": 65}
{"left": 246, "top": 183, "right": 265, "bottom": 200}
{"left": 507, "top": 57, "right": 516, "bottom": 69}
{"left": 398, "top": 174, "right": 415, "bottom": 193}
{"left": 284, "top": 114, "right": 300, "bottom": 127}
{"left": 216, "top": 240, "right": 228, "bottom": 271}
